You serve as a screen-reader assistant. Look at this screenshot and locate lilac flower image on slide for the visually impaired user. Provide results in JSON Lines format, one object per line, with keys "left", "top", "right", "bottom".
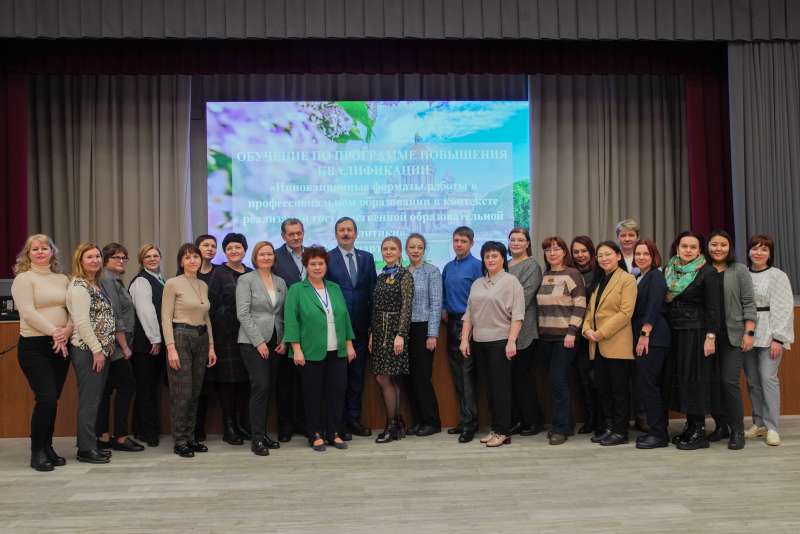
{"left": 207, "top": 101, "right": 530, "bottom": 269}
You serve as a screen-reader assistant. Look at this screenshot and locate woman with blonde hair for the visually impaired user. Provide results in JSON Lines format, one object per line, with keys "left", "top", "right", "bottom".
{"left": 66, "top": 242, "right": 116, "bottom": 464}
{"left": 11, "top": 234, "right": 73, "bottom": 471}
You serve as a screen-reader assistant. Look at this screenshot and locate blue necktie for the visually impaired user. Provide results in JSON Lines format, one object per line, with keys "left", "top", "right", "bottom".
{"left": 347, "top": 252, "right": 357, "bottom": 286}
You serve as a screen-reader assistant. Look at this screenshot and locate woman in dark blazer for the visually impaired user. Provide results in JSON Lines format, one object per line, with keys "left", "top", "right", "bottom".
{"left": 236, "top": 241, "right": 288, "bottom": 456}
{"left": 631, "top": 240, "right": 671, "bottom": 449}
{"left": 208, "top": 232, "right": 252, "bottom": 445}
{"left": 665, "top": 231, "right": 720, "bottom": 451}
{"left": 706, "top": 230, "right": 757, "bottom": 450}
{"left": 283, "top": 246, "right": 356, "bottom": 452}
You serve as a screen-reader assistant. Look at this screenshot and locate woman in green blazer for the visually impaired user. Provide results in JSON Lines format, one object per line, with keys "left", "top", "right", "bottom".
{"left": 283, "top": 246, "right": 356, "bottom": 451}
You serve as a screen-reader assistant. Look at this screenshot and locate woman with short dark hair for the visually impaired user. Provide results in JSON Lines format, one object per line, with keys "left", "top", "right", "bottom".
{"left": 95, "top": 243, "right": 143, "bottom": 453}
{"left": 283, "top": 246, "right": 356, "bottom": 452}
{"left": 208, "top": 232, "right": 253, "bottom": 445}
{"left": 705, "top": 230, "right": 757, "bottom": 450}
{"left": 743, "top": 234, "right": 794, "bottom": 446}
{"left": 665, "top": 231, "right": 720, "bottom": 451}
{"left": 460, "top": 241, "right": 525, "bottom": 448}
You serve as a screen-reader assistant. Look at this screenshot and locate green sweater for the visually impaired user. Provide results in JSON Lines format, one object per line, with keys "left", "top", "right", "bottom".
{"left": 283, "top": 279, "right": 355, "bottom": 361}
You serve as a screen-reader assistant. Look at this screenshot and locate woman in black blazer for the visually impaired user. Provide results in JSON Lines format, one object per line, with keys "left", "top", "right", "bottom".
{"left": 631, "top": 240, "right": 671, "bottom": 449}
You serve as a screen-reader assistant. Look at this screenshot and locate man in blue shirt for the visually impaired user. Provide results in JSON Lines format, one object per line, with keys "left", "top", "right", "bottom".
{"left": 442, "top": 226, "right": 483, "bottom": 443}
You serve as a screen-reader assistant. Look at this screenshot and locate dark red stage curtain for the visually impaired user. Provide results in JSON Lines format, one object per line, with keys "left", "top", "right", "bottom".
{"left": 685, "top": 73, "right": 733, "bottom": 236}
{"left": 0, "top": 74, "right": 28, "bottom": 278}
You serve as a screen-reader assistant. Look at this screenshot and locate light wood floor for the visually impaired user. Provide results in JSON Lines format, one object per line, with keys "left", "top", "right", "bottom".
{"left": 1, "top": 418, "right": 799, "bottom": 533}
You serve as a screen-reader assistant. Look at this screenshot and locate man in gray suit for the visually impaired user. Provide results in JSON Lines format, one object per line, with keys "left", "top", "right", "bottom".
{"left": 272, "top": 218, "right": 306, "bottom": 441}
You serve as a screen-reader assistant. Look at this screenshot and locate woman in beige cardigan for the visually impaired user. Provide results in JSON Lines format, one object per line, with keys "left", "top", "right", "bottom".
{"left": 582, "top": 241, "right": 637, "bottom": 446}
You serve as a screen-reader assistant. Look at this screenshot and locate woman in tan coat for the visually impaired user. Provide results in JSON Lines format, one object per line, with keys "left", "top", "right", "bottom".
{"left": 582, "top": 241, "right": 637, "bottom": 446}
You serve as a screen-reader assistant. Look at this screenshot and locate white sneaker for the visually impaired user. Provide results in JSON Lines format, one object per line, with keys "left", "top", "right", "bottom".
{"left": 766, "top": 430, "right": 781, "bottom": 446}
{"left": 744, "top": 425, "right": 767, "bottom": 438}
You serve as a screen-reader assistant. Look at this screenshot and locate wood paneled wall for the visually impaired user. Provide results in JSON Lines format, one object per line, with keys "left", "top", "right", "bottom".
{"left": 2, "top": 309, "right": 799, "bottom": 438}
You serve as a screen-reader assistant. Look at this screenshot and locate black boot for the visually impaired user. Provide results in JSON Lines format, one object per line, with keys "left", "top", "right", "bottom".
{"left": 30, "top": 449, "right": 55, "bottom": 472}
{"left": 235, "top": 415, "right": 252, "bottom": 441}
{"left": 728, "top": 429, "right": 745, "bottom": 450}
{"left": 677, "top": 422, "right": 709, "bottom": 450}
{"left": 223, "top": 417, "right": 243, "bottom": 445}
{"left": 45, "top": 444, "right": 66, "bottom": 466}
{"left": 671, "top": 421, "right": 692, "bottom": 445}
{"left": 375, "top": 419, "right": 398, "bottom": 444}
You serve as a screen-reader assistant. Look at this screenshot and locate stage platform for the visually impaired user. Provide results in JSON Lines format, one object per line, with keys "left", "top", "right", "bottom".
{"left": 1, "top": 417, "right": 799, "bottom": 533}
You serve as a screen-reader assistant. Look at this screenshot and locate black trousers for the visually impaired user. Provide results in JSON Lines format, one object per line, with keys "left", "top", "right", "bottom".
{"left": 713, "top": 342, "right": 746, "bottom": 432}
{"left": 474, "top": 339, "right": 512, "bottom": 436}
{"left": 540, "top": 339, "right": 575, "bottom": 435}
{"left": 636, "top": 345, "right": 669, "bottom": 440}
{"left": 445, "top": 314, "right": 478, "bottom": 431}
{"left": 277, "top": 353, "right": 305, "bottom": 435}
{"left": 407, "top": 322, "right": 441, "bottom": 427}
{"left": 17, "top": 336, "right": 70, "bottom": 451}
{"left": 595, "top": 354, "right": 631, "bottom": 436}
{"left": 96, "top": 357, "right": 137, "bottom": 438}
{"left": 510, "top": 342, "right": 544, "bottom": 428}
{"left": 240, "top": 335, "right": 279, "bottom": 439}
{"left": 131, "top": 348, "right": 165, "bottom": 441}
{"left": 301, "top": 351, "right": 347, "bottom": 441}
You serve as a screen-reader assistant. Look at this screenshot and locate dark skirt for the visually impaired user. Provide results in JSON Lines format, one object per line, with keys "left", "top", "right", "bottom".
{"left": 207, "top": 334, "right": 248, "bottom": 383}
{"left": 370, "top": 311, "right": 410, "bottom": 376}
{"left": 667, "top": 327, "right": 722, "bottom": 415}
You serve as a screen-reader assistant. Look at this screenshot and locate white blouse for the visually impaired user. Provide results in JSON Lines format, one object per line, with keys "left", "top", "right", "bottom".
{"left": 750, "top": 267, "right": 794, "bottom": 349}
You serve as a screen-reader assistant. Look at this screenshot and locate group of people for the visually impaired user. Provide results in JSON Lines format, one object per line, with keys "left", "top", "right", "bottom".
{"left": 11, "top": 217, "right": 795, "bottom": 471}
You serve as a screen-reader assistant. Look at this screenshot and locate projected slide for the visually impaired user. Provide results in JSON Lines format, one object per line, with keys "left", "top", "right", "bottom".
{"left": 207, "top": 101, "right": 530, "bottom": 269}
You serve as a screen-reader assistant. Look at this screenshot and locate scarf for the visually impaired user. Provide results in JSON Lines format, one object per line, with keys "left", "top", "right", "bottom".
{"left": 664, "top": 255, "right": 706, "bottom": 299}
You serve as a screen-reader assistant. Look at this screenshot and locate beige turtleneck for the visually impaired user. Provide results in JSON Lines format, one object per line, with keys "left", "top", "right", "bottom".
{"left": 11, "top": 265, "right": 71, "bottom": 337}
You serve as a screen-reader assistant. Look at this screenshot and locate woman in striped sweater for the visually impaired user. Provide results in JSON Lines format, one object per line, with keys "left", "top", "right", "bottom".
{"left": 536, "top": 236, "right": 587, "bottom": 445}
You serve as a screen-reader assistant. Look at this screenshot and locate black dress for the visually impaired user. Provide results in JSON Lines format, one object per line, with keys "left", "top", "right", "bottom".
{"left": 665, "top": 263, "right": 721, "bottom": 415}
{"left": 370, "top": 267, "right": 414, "bottom": 376}
{"left": 207, "top": 263, "right": 252, "bottom": 383}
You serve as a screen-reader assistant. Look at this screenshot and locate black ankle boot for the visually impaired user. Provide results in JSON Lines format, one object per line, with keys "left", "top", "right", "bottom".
{"left": 671, "top": 421, "right": 692, "bottom": 445}
{"left": 30, "top": 449, "right": 55, "bottom": 472}
{"left": 45, "top": 444, "right": 66, "bottom": 466}
{"left": 223, "top": 417, "right": 243, "bottom": 445}
{"left": 728, "top": 429, "right": 745, "bottom": 450}
{"left": 375, "top": 419, "right": 397, "bottom": 444}
{"left": 235, "top": 415, "right": 252, "bottom": 441}
{"left": 677, "top": 423, "right": 710, "bottom": 450}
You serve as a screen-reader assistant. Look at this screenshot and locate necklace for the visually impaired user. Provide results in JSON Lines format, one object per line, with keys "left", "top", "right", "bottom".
{"left": 186, "top": 276, "right": 204, "bottom": 304}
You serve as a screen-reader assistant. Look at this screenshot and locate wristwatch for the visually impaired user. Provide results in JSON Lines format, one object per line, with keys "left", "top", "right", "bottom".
{"left": 640, "top": 330, "right": 649, "bottom": 337}
{"left": 706, "top": 333, "right": 716, "bottom": 340}
{"left": 745, "top": 330, "right": 756, "bottom": 337}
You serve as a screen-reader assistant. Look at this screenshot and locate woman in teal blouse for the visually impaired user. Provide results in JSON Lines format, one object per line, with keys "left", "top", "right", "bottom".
{"left": 283, "top": 246, "right": 356, "bottom": 451}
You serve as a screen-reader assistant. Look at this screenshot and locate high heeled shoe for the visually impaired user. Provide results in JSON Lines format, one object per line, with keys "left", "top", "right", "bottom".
{"left": 375, "top": 419, "right": 398, "bottom": 444}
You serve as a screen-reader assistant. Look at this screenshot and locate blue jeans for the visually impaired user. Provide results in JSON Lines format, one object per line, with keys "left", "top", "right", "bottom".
{"left": 540, "top": 339, "right": 575, "bottom": 435}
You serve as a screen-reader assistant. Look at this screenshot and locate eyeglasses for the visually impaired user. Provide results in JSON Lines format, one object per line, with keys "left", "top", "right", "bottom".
{"left": 544, "top": 247, "right": 563, "bottom": 254}
{"left": 111, "top": 256, "right": 129, "bottom": 262}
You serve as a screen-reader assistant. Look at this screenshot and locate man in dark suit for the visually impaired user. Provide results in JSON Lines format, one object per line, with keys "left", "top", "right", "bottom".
{"left": 326, "top": 217, "right": 377, "bottom": 438}
{"left": 272, "top": 218, "right": 306, "bottom": 442}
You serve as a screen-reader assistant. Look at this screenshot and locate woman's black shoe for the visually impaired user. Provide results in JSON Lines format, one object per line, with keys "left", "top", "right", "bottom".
{"left": 728, "top": 430, "right": 745, "bottom": 450}
{"left": 264, "top": 434, "right": 281, "bottom": 449}
{"left": 591, "top": 429, "right": 613, "bottom": 443}
{"left": 677, "top": 425, "right": 710, "bottom": 450}
{"left": 671, "top": 422, "right": 692, "bottom": 445}
{"left": 30, "top": 449, "right": 55, "bottom": 472}
{"left": 77, "top": 449, "right": 111, "bottom": 464}
{"left": 111, "top": 437, "right": 145, "bottom": 452}
{"left": 45, "top": 444, "right": 66, "bottom": 466}
{"left": 707, "top": 424, "right": 730, "bottom": 442}
{"left": 235, "top": 416, "right": 252, "bottom": 441}
{"left": 223, "top": 417, "right": 244, "bottom": 445}
{"left": 636, "top": 434, "right": 669, "bottom": 449}
{"left": 375, "top": 420, "right": 398, "bottom": 443}
{"left": 188, "top": 441, "right": 208, "bottom": 453}
{"left": 173, "top": 444, "right": 195, "bottom": 457}
{"left": 600, "top": 433, "right": 629, "bottom": 446}
{"left": 251, "top": 439, "right": 270, "bottom": 456}
{"left": 416, "top": 425, "right": 442, "bottom": 437}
